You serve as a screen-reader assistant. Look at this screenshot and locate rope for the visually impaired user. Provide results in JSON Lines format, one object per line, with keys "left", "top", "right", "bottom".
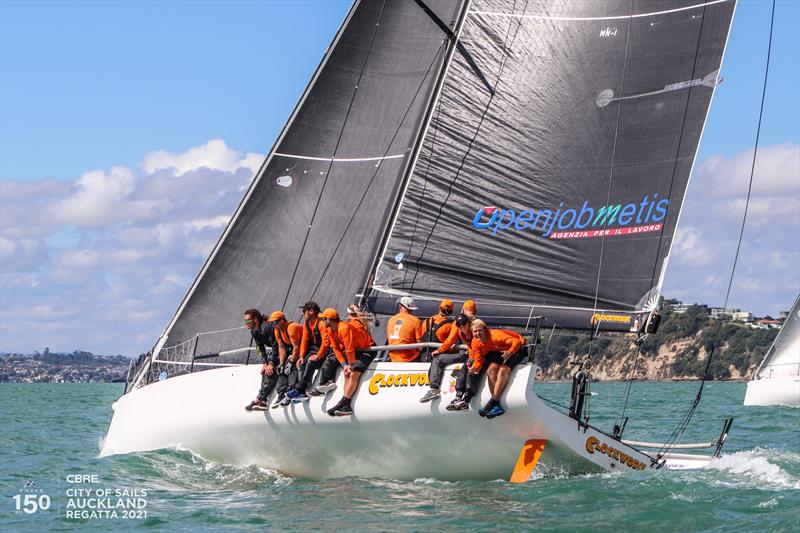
{"left": 408, "top": 0, "right": 528, "bottom": 292}
{"left": 280, "top": 0, "right": 388, "bottom": 310}
{"left": 614, "top": 0, "right": 708, "bottom": 429}
{"left": 657, "top": 0, "right": 776, "bottom": 460}
{"left": 308, "top": 38, "right": 448, "bottom": 300}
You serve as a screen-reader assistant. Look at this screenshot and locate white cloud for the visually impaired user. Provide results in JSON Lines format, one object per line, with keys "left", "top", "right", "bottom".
{"left": 664, "top": 144, "right": 799, "bottom": 315}
{"left": 141, "top": 138, "right": 260, "bottom": 176}
{"left": 0, "top": 139, "right": 264, "bottom": 354}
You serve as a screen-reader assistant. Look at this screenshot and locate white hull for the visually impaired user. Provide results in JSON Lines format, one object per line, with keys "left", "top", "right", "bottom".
{"left": 102, "top": 363, "right": 715, "bottom": 480}
{"left": 743, "top": 376, "right": 800, "bottom": 407}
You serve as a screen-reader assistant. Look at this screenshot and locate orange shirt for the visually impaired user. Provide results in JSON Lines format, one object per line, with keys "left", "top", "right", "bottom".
{"left": 300, "top": 316, "right": 322, "bottom": 358}
{"left": 329, "top": 319, "right": 375, "bottom": 365}
{"left": 386, "top": 310, "right": 422, "bottom": 362}
{"left": 419, "top": 313, "right": 451, "bottom": 343}
{"left": 468, "top": 328, "right": 525, "bottom": 372}
{"left": 276, "top": 322, "right": 302, "bottom": 354}
{"left": 438, "top": 322, "right": 471, "bottom": 353}
{"left": 315, "top": 321, "right": 343, "bottom": 362}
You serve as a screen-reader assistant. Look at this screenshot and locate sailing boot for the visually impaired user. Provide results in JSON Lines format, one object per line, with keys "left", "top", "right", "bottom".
{"left": 326, "top": 398, "right": 346, "bottom": 417}
{"left": 245, "top": 399, "right": 269, "bottom": 411}
{"left": 419, "top": 388, "right": 441, "bottom": 403}
{"left": 486, "top": 404, "right": 506, "bottom": 419}
{"left": 479, "top": 399, "right": 498, "bottom": 417}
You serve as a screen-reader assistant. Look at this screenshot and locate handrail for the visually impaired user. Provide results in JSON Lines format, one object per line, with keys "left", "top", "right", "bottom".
{"left": 622, "top": 439, "right": 715, "bottom": 449}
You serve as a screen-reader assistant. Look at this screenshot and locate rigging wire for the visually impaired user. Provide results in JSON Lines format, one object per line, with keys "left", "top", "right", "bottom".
{"left": 613, "top": 0, "right": 710, "bottom": 430}
{"left": 307, "top": 39, "right": 449, "bottom": 301}
{"left": 280, "top": 0, "right": 388, "bottom": 310}
{"left": 408, "top": 0, "right": 528, "bottom": 292}
{"left": 656, "top": 0, "right": 776, "bottom": 461}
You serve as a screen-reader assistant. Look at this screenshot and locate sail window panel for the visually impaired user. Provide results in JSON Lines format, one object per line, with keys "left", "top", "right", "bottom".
{"left": 163, "top": 0, "right": 463, "bottom": 355}
{"left": 374, "top": 0, "right": 734, "bottom": 316}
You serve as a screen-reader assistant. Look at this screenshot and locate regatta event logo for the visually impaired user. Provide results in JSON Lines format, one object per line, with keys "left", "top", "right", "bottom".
{"left": 472, "top": 194, "right": 668, "bottom": 240}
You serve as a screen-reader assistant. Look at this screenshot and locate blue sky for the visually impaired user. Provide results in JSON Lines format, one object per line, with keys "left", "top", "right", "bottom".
{"left": 1, "top": 0, "right": 798, "bottom": 354}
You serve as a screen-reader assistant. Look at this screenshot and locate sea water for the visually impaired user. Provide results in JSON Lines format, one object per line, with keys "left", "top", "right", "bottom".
{"left": 0, "top": 381, "right": 797, "bottom": 532}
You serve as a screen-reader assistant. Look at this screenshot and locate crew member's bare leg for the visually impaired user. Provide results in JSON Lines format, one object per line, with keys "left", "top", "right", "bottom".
{"left": 492, "top": 365, "right": 511, "bottom": 400}
{"left": 343, "top": 372, "right": 361, "bottom": 399}
{"left": 487, "top": 363, "right": 499, "bottom": 396}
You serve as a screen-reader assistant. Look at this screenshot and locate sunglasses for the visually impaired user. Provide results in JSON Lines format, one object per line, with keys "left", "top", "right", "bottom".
{"left": 244, "top": 319, "right": 253, "bottom": 325}
{"left": 270, "top": 320, "right": 280, "bottom": 326}
{"left": 440, "top": 307, "right": 453, "bottom": 314}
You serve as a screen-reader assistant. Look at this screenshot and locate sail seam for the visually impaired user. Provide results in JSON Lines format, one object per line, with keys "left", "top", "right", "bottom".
{"left": 141, "top": 0, "right": 363, "bottom": 371}
{"left": 307, "top": 39, "right": 448, "bottom": 301}
{"left": 408, "top": 0, "right": 529, "bottom": 293}
{"left": 280, "top": 0, "right": 389, "bottom": 310}
{"left": 365, "top": 0, "right": 474, "bottom": 303}
{"left": 470, "top": 0, "right": 730, "bottom": 22}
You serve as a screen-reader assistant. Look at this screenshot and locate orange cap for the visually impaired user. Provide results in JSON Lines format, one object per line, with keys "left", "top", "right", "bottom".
{"left": 440, "top": 298, "right": 454, "bottom": 310}
{"left": 462, "top": 299, "right": 477, "bottom": 313}
{"left": 267, "top": 311, "right": 286, "bottom": 322}
{"left": 319, "top": 307, "right": 340, "bottom": 320}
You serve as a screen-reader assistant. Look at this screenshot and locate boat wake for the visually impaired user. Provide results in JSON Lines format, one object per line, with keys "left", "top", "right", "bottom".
{"left": 709, "top": 448, "right": 800, "bottom": 490}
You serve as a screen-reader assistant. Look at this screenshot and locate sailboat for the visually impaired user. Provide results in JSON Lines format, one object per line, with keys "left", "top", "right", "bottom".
{"left": 102, "top": 0, "right": 739, "bottom": 480}
{"left": 743, "top": 295, "right": 800, "bottom": 407}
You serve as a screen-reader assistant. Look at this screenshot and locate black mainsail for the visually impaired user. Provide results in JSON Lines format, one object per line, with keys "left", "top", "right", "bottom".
{"left": 369, "top": 0, "right": 735, "bottom": 330}
{"left": 143, "top": 0, "right": 736, "bottom": 380}
{"left": 154, "top": 0, "right": 466, "bottom": 361}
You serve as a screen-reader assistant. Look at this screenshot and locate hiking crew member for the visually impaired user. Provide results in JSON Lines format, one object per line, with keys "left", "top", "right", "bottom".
{"left": 243, "top": 308, "right": 280, "bottom": 411}
{"left": 287, "top": 301, "right": 338, "bottom": 401}
{"left": 426, "top": 300, "right": 478, "bottom": 409}
{"left": 468, "top": 319, "right": 525, "bottom": 419}
{"left": 386, "top": 296, "right": 422, "bottom": 362}
{"left": 268, "top": 310, "right": 303, "bottom": 407}
{"left": 319, "top": 308, "right": 375, "bottom": 416}
{"left": 418, "top": 298, "right": 454, "bottom": 363}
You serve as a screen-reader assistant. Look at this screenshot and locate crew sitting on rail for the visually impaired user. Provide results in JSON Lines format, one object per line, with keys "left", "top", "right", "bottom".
{"left": 418, "top": 298, "right": 454, "bottom": 363}
{"left": 268, "top": 310, "right": 303, "bottom": 408}
{"left": 286, "top": 301, "right": 338, "bottom": 402}
{"left": 467, "top": 319, "right": 525, "bottom": 419}
{"left": 318, "top": 307, "right": 375, "bottom": 416}
{"left": 425, "top": 300, "right": 478, "bottom": 410}
{"left": 243, "top": 308, "right": 280, "bottom": 411}
{"left": 386, "top": 296, "right": 422, "bottom": 362}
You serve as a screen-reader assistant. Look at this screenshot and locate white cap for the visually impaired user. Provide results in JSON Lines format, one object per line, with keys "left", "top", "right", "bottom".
{"left": 398, "top": 296, "right": 418, "bottom": 311}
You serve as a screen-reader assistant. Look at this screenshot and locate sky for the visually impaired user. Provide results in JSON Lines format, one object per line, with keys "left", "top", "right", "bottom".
{"left": 1, "top": 0, "right": 798, "bottom": 355}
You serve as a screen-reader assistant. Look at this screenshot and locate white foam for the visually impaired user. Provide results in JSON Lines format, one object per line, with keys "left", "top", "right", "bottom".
{"left": 709, "top": 449, "right": 800, "bottom": 490}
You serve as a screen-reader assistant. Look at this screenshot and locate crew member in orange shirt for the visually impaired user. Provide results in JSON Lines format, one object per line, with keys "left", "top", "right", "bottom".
{"left": 287, "top": 301, "right": 340, "bottom": 402}
{"left": 427, "top": 300, "right": 478, "bottom": 410}
{"left": 386, "top": 296, "right": 422, "bottom": 362}
{"left": 319, "top": 307, "right": 375, "bottom": 416}
{"left": 467, "top": 319, "right": 526, "bottom": 419}
{"left": 268, "top": 310, "right": 303, "bottom": 407}
{"left": 418, "top": 298, "right": 454, "bottom": 362}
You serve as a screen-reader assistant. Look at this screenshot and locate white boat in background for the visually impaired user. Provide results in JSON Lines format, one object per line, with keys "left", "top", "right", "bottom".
{"left": 744, "top": 295, "right": 800, "bottom": 407}
{"left": 103, "top": 0, "right": 740, "bottom": 481}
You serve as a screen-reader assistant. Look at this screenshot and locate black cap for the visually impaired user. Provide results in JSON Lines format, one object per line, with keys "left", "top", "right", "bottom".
{"left": 298, "top": 301, "right": 320, "bottom": 312}
{"left": 455, "top": 313, "right": 470, "bottom": 327}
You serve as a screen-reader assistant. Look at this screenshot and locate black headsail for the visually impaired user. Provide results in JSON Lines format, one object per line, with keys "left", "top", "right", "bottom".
{"left": 369, "top": 0, "right": 736, "bottom": 331}
{"left": 148, "top": 0, "right": 467, "bottom": 370}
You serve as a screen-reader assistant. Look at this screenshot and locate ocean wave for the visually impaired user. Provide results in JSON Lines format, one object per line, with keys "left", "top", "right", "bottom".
{"left": 709, "top": 448, "right": 800, "bottom": 490}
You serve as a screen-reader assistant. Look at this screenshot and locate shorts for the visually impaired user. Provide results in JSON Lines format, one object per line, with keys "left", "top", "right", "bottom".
{"left": 351, "top": 351, "right": 376, "bottom": 373}
{"left": 485, "top": 349, "right": 527, "bottom": 369}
